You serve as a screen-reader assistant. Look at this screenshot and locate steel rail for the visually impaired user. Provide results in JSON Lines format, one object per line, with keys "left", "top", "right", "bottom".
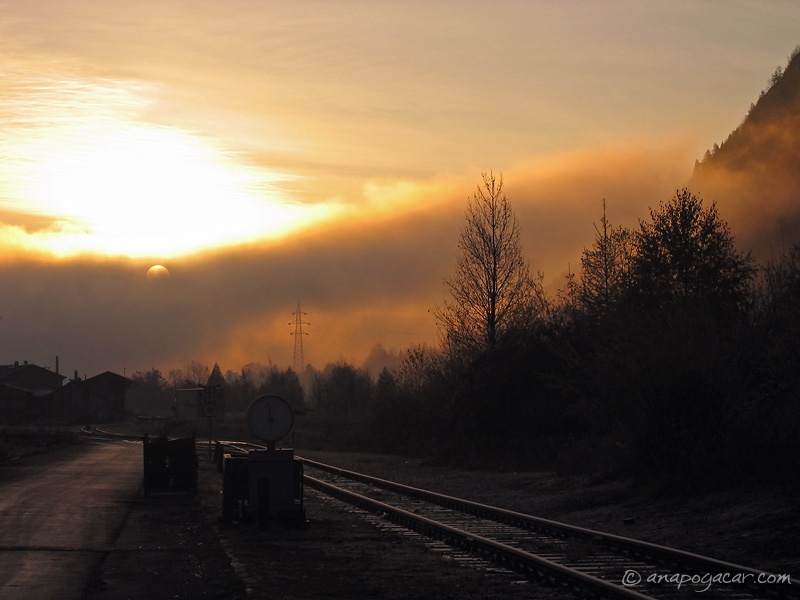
{"left": 85, "top": 427, "right": 144, "bottom": 442}
{"left": 299, "top": 456, "right": 799, "bottom": 599}
{"left": 305, "top": 474, "right": 653, "bottom": 600}
{"left": 217, "top": 440, "right": 266, "bottom": 453}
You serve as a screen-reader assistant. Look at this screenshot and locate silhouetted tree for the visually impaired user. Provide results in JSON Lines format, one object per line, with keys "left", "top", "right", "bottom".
{"left": 223, "top": 368, "right": 257, "bottom": 412}
{"left": 207, "top": 363, "right": 224, "bottom": 387}
{"left": 311, "top": 363, "right": 372, "bottom": 422}
{"left": 395, "top": 345, "right": 448, "bottom": 396}
{"left": 770, "top": 65, "right": 784, "bottom": 87}
{"left": 261, "top": 365, "right": 305, "bottom": 409}
{"left": 394, "top": 345, "right": 455, "bottom": 454}
{"left": 757, "top": 243, "right": 800, "bottom": 397}
{"left": 306, "top": 362, "right": 375, "bottom": 449}
{"left": 572, "top": 191, "right": 758, "bottom": 475}
{"left": 127, "top": 368, "right": 172, "bottom": 414}
{"left": 366, "top": 368, "right": 407, "bottom": 452}
{"left": 746, "top": 243, "right": 800, "bottom": 477}
{"left": 167, "top": 360, "right": 210, "bottom": 388}
{"left": 436, "top": 172, "right": 543, "bottom": 363}
{"left": 630, "top": 189, "right": 755, "bottom": 314}
{"left": 578, "top": 200, "right": 632, "bottom": 316}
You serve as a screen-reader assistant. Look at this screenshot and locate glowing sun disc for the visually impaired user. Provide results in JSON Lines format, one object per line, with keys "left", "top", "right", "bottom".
{"left": 146, "top": 264, "right": 170, "bottom": 279}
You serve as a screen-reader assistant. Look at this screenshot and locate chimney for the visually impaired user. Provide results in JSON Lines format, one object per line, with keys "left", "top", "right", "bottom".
{"left": 56, "top": 356, "right": 59, "bottom": 375}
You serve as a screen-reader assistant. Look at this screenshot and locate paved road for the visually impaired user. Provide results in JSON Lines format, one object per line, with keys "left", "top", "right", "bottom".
{"left": 0, "top": 441, "right": 142, "bottom": 600}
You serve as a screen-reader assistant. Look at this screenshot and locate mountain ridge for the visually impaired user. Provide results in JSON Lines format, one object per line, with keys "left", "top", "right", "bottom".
{"left": 689, "top": 46, "right": 800, "bottom": 258}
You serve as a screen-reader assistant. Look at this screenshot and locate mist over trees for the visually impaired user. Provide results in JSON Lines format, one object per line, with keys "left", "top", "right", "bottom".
{"left": 297, "top": 182, "right": 799, "bottom": 486}
{"left": 690, "top": 45, "right": 800, "bottom": 258}
{"left": 126, "top": 180, "right": 800, "bottom": 487}
{"left": 124, "top": 53, "right": 800, "bottom": 487}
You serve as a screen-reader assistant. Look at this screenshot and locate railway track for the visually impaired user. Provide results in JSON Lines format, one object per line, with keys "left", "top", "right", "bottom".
{"left": 296, "top": 456, "right": 798, "bottom": 600}
{"left": 87, "top": 434, "right": 795, "bottom": 599}
{"left": 82, "top": 426, "right": 152, "bottom": 442}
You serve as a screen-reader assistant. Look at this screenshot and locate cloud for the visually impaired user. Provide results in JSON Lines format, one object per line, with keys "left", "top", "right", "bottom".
{"left": 502, "top": 139, "right": 697, "bottom": 288}
{"left": 1, "top": 138, "right": 703, "bottom": 378}
{"left": 4, "top": 2, "right": 800, "bottom": 383}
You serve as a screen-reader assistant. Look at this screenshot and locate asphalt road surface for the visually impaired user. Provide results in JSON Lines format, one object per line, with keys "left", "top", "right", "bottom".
{"left": 0, "top": 441, "right": 142, "bottom": 600}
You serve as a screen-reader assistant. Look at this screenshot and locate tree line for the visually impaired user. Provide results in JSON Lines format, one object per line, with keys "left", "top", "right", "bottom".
{"left": 309, "top": 175, "right": 799, "bottom": 485}
{"left": 129, "top": 174, "right": 800, "bottom": 485}
{"left": 126, "top": 361, "right": 305, "bottom": 417}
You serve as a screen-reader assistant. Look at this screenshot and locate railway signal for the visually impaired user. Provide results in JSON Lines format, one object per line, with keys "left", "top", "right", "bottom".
{"left": 177, "top": 385, "right": 225, "bottom": 460}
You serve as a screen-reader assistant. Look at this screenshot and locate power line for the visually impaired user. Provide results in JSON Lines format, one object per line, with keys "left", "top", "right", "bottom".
{"left": 289, "top": 303, "right": 309, "bottom": 372}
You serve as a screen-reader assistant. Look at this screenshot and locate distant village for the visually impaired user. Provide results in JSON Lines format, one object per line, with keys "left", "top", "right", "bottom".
{"left": 0, "top": 361, "right": 132, "bottom": 425}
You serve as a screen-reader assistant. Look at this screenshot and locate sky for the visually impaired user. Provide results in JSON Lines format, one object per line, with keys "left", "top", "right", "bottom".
{"left": 1, "top": 1, "right": 799, "bottom": 380}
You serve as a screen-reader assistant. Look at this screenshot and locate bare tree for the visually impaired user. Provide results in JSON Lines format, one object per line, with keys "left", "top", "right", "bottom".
{"left": 436, "top": 172, "right": 541, "bottom": 361}
{"left": 167, "top": 360, "right": 209, "bottom": 388}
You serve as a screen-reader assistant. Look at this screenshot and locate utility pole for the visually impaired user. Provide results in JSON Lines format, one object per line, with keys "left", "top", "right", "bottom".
{"left": 290, "top": 304, "right": 309, "bottom": 373}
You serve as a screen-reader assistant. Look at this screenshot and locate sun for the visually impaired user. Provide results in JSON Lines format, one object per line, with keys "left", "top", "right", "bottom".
{"left": 27, "top": 123, "right": 318, "bottom": 257}
{"left": 2, "top": 75, "right": 342, "bottom": 259}
{"left": 146, "top": 264, "right": 170, "bottom": 279}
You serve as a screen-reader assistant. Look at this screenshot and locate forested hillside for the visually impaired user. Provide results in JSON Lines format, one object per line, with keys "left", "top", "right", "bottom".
{"left": 691, "top": 46, "right": 800, "bottom": 257}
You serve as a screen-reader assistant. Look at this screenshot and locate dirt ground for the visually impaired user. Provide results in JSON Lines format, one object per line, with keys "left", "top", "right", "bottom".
{"left": 84, "top": 447, "right": 799, "bottom": 599}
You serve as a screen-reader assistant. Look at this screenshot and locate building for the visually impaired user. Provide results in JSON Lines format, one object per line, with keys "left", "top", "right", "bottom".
{"left": 51, "top": 371, "right": 134, "bottom": 424}
{"left": 0, "top": 362, "right": 133, "bottom": 424}
{"left": 0, "top": 362, "right": 66, "bottom": 424}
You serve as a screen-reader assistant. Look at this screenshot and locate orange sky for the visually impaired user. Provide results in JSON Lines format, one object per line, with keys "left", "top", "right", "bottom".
{"left": 1, "top": 1, "right": 799, "bottom": 378}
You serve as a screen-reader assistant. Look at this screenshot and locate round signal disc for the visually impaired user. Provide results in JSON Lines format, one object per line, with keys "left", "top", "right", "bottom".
{"left": 247, "top": 394, "right": 294, "bottom": 442}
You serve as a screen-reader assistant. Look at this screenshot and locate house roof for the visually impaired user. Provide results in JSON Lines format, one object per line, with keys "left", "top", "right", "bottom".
{"left": 0, "top": 363, "right": 66, "bottom": 395}
{"left": 61, "top": 371, "right": 134, "bottom": 393}
{"left": 82, "top": 371, "right": 135, "bottom": 391}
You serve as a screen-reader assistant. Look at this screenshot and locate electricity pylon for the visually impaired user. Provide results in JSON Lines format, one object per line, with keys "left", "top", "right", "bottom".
{"left": 290, "top": 304, "right": 309, "bottom": 372}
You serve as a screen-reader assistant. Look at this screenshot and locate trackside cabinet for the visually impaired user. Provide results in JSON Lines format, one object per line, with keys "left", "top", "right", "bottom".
{"left": 221, "top": 394, "right": 305, "bottom": 526}
{"left": 247, "top": 448, "right": 304, "bottom": 524}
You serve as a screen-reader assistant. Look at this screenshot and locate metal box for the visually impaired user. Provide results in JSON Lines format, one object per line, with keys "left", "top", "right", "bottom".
{"left": 247, "top": 449, "right": 302, "bottom": 518}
